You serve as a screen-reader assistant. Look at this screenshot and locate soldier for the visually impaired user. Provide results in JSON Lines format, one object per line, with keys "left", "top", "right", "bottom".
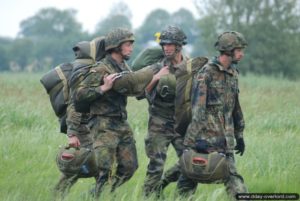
{"left": 73, "top": 28, "right": 139, "bottom": 198}
{"left": 177, "top": 31, "right": 249, "bottom": 200}
{"left": 142, "top": 25, "right": 189, "bottom": 197}
{"left": 54, "top": 37, "right": 105, "bottom": 199}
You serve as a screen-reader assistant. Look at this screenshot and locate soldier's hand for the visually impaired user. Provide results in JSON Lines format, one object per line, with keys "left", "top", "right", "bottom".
{"left": 195, "top": 139, "right": 210, "bottom": 153}
{"left": 100, "top": 73, "right": 119, "bottom": 92}
{"left": 234, "top": 138, "right": 245, "bottom": 156}
{"left": 154, "top": 66, "right": 169, "bottom": 80}
{"left": 68, "top": 135, "right": 80, "bottom": 147}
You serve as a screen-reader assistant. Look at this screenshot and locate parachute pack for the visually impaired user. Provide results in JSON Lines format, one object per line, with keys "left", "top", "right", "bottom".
{"left": 40, "top": 63, "right": 74, "bottom": 133}
{"left": 40, "top": 37, "right": 106, "bottom": 133}
{"left": 56, "top": 145, "right": 98, "bottom": 177}
{"left": 179, "top": 149, "right": 229, "bottom": 183}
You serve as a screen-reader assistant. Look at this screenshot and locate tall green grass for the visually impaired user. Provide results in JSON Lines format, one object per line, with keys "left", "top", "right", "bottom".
{"left": 0, "top": 73, "right": 299, "bottom": 201}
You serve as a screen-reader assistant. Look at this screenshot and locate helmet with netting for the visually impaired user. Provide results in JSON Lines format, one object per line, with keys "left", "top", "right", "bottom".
{"left": 214, "top": 31, "right": 247, "bottom": 52}
{"left": 159, "top": 25, "right": 187, "bottom": 46}
{"left": 179, "top": 149, "right": 230, "bottom": 183}
{"left": 56, "top": 146, "right": 98, "bottom": 177}
{"left": 105, "top": 28, "right": 135, "bottom": 51}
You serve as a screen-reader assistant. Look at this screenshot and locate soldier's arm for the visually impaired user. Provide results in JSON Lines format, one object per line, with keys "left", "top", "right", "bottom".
{"left": 233, "top": 93, "right": 245, "bottom": 139}
{"left": 145, "top": 66, "right": 169, "bottom": 92}
{"left": 184, "top": 71, "right": 209, "bottom": 148}
{"left": 112, "top": 66, "right": 154, "bottom": 97}
{"left": 66, "top": 103, "right": 83, "bottom": 136}
{"left": 75, "top": 69, "right": 118, "bottom": 103}
{"left": 66, "top": 103, "right": 82, "bottom": 147}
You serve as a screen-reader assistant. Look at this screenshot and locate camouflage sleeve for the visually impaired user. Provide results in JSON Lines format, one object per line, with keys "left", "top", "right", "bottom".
{"left": 112, "top": 66, "right": 154, "bottom": 97}
{"left": 75, "top": 68, "right": 106, "bottom": 103}
{"left": 66, "top": 103, "right": 83, "bottom": 136}
{"left": 184, "top": 70, "right": 209, "bottom": 148}
{"left": 233, "top": 93, "right": 245, "bottom": 139}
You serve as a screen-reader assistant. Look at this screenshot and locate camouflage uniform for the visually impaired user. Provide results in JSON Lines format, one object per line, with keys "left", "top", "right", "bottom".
{"left": 54, "top": 39, "right": 98, "bottom": 198}
{"left": 143, "top": 26, "right": 188, "bottom": 196}
{"left": 75, "top": 28, "right": 138, "bottom": 197}
{"left": 177, "top": 31, "right": 248, "bottom": 200}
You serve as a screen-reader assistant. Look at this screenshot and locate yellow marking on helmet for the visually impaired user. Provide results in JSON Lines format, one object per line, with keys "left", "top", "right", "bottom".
{"left": 155, "top": 32, "right": 161, "bottom": 43}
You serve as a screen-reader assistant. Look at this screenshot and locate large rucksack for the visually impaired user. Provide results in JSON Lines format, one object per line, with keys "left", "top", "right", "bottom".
{"left": 174, "top": 56, "right": 208, "bottom": 136}
{"left": 40, "top": 63, "right": 74, "bottom": 133}
{"left": 40, "top": 38, "right": 106, "bottom": 133}
{"left": 131, "top": 46, "right": 164, "bottom": 71}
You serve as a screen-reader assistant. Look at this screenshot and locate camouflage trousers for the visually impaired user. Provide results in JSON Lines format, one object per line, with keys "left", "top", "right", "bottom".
{"left": 143, "top": 116, "right": 185, "bottom": 196}
{"left": 53, "top": 126, "right": 93, "bottom": 199}
{"left": 53, "top": 174, "right": 97, "bottom": 200}
{"left": 91, "top": 116, "right": 138, "bottom": 197}
{"left": 177, "top": 153, "right": 248, "bottom": 201}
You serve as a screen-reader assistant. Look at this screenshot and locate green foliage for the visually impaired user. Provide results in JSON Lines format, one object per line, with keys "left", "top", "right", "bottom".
{"left": 20, "top": 8, "right": 82, "bottom": 39}
{"left": 194, "top": 0, "right": 300, "bottom": 79}
{"left": 94, "top": 15, "right": 132, "bottom": 37}
{"left": 171, "top": 8, "right": 198, "bottom": 44}
{"left": 136, "top": 9, "right": 171, "bottom": 43}
{"left": 19, "top": 7, "right": 87, "bottom": 67}
{"left": 0, "top": 73, "right": 299, "bottom": 201}
{"left": 0, "top": 37, "right": 14, "bottom": 71}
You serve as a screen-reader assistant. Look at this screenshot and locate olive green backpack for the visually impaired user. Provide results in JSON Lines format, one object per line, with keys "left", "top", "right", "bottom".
{"left": 40, "top": 63, "right": 74, "bottom": 133}
{"left": 174, "top": 56, "right": 208, "bottom": 136}
{"left": 131, "top": 46, "right": 164, "bottom": 71}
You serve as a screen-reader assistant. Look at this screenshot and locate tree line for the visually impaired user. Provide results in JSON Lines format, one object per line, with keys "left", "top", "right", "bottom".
{"left": 0, "top": 0, "right": 299, "bottom": 79}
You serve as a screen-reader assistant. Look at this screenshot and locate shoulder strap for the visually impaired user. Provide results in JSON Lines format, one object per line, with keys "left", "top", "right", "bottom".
{"left": 185, "top": 59, "right": 193, "bottom": 101}
{"left": 55, "top": 65, "right": 69, "bottom": 102}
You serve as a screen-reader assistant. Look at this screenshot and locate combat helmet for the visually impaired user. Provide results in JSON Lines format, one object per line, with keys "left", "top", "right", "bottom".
{"left": 179, "top": 149, "right": 229, "bottom": 183}
{"left": 214, "top": 31, "right": 247, "bottom": 52}
{"left": 159, "top": 25, "right": 187, "bottom": 46}
{"left": 56, "top": 146, "right": 98, "bottom": 178}
{"left": 105, "top": 28, "right": 135, "bottom": 51}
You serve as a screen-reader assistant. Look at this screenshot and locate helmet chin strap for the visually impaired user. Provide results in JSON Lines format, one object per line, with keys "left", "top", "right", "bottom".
{"left": 224, "top": 50, "right": 239, "bottom": 64}
{"left": 162, "top": 44, "right": 182, "bottom": 61}
{"left": 116, "top": 46, "right": 130, "bottom": 61}
{"left": 123, "top": 55, "right": 130, "bottom": 61}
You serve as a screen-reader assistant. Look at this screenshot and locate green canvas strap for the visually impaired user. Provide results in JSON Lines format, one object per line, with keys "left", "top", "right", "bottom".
{"left": 55, "top": 66, "right": 69, "bottom": 103}
{"left": 184, "top": 59, "right": 193, "bottom": 102}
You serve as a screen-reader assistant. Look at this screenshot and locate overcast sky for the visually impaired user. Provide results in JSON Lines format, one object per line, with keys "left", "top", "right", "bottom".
{"left": 0, "top": 0, "right": 199, "bottom": 38}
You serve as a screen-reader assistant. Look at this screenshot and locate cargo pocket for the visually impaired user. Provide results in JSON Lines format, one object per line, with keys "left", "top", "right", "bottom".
{"left": 207, "top": 81, "right": 225, "bottom": 106}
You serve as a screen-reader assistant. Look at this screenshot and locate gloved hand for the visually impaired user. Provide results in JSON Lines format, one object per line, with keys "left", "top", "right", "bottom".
{"left": 195, "top": 139, "right": 210, "bottom": 153}
{"left": 234, "top": 138, "right": 245, "bottom": 156}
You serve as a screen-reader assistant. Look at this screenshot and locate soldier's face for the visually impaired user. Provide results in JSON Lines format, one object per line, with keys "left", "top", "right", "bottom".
{"left": 120, "top": 41, "right": 134, "bottom": 60}
{"left": 162, "top": 43, "right": 176, "bottom": 58}
{"left": 233, "top": 48, "right": 244, "bottom": 62}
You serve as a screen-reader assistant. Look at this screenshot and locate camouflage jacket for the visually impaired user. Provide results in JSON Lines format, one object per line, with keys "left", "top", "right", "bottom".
{"left": 146, "top": 56, "right": 188, "bottom": 122}
{"left": 184, "top": 57, "right": 245, "bottom": 152}
{"left": 66, "top": 102, "right": 90, "bottom": 136}
{"left": 66, "top": 56, "right": 95, "bottom": 136}
{"left": 75, "top": 55, "right": 131, "bottom": 119}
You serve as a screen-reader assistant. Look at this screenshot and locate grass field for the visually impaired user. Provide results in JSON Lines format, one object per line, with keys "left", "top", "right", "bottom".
{"left": 0, "top": 72, "right": 299, "bottom": 201}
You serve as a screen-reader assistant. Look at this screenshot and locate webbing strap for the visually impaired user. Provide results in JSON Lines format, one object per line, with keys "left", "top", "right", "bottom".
{"left": 90, "top": 42, "right": 96, "bottom": 61}
{"left": 55, "top": 66, "right": 69, "bottom": 102}
{"left": 185, "top": 59, "right": 193, "bottom": 102}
